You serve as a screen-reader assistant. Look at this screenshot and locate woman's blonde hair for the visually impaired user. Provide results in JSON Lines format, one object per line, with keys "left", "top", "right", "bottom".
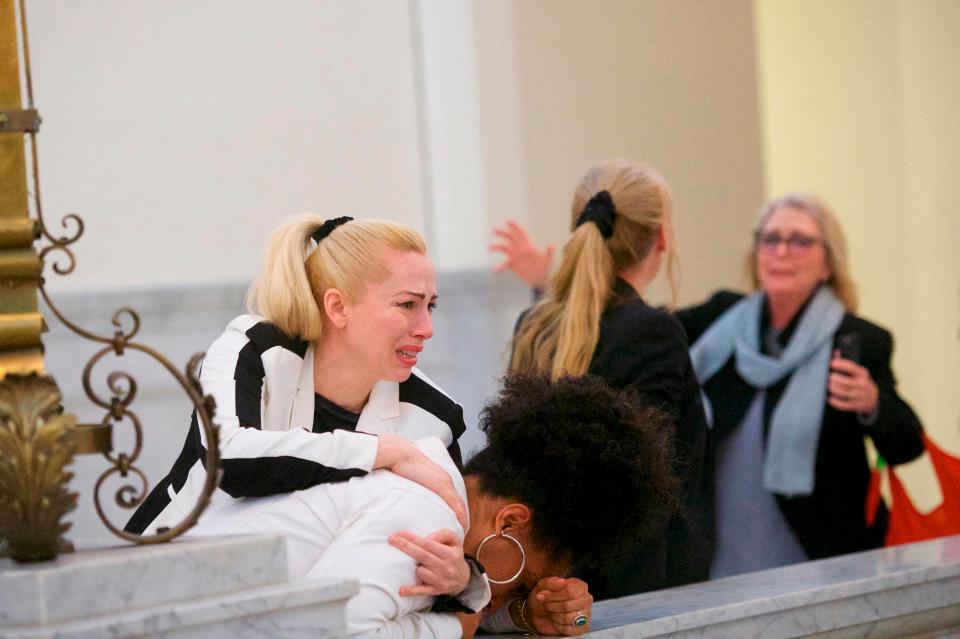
{"left": 510, "top": 159, "right": 677, "bottom": 379}
{"left": 749, "top": 193, "right": 858, "bottom": 311}
{"left": 246, "top": 214, "right": 427, "bottom": 340}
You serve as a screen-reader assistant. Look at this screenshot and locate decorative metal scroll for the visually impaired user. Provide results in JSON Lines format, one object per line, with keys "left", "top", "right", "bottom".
{"left": 16, "top": 0, "right": 222, "bottom": 544}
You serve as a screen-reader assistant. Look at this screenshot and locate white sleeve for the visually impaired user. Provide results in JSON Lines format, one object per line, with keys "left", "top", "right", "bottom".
{"left": 305, "top": 487, "right": 471, "bottom": 639}
{"left": 198, "top": 320, "right": 377, "bottom": 497}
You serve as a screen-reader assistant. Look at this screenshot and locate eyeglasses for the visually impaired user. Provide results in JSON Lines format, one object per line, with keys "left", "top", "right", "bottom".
{"left": 754, "top": 231, "right": 821, "bottom": 254}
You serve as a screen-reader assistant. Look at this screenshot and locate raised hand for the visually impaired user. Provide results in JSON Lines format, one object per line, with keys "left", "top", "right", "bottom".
{"left": 490, "top": 220, "right": 553, "bottom": 290}
{"left": 828, "top": 353, "right": 879, "bottom": 415}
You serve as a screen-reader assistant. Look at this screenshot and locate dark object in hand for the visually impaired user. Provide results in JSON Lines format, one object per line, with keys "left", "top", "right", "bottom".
{"left": 836, "top": 332, "right": 861, "bottom": 363}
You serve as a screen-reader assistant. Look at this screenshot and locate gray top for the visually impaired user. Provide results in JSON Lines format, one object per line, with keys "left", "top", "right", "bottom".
{"left": 711, "top": 388, "right": 808, "bottom": 578}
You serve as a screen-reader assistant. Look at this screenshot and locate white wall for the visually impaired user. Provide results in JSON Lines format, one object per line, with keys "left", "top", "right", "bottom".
{"left": 31, "top": 0, "right": 428, "bottom": 293}
{"left": 411, "top": 0, "right": 490, "bottom": 271}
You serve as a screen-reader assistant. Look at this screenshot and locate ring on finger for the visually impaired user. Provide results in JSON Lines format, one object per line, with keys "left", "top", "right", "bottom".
{"left": 573, "top": 611, "right": 588, "bottom": 627}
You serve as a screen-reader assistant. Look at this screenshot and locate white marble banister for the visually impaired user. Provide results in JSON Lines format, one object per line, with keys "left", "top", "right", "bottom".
{"left": 581, "top": 535, "right": 960, "bottom": 639}
{"left": 3, "top": 522, "right": 958, "bottom": 638}
{"left": 0, "top": 535, "right": 358, "bottom": 639}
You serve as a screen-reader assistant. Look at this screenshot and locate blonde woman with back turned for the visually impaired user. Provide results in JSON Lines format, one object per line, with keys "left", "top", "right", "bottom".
{"left": 127, "top": 215, "right": 486, "bottom": 615}
{"left": 496, "top": 159, "right": 711, "bottom": 600}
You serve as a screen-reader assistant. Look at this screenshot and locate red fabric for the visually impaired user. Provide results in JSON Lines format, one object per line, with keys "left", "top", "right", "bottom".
{"left": 885, "top": 435, "right": 960, "bottom": 546}
{"left": 865, "top": 465, "right": 883, "bottom": 527}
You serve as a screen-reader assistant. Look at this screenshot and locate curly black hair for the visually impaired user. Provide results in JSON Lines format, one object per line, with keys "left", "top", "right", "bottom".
{"left": 464, "top": 374, "right": 678, "bottom": 570}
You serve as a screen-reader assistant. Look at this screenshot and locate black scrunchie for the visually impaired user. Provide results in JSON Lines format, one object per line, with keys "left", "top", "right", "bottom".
{"left": 575, "top": 190, "right": 616, "bottom": 239}
{"left": 312, "top": 216, "right": 353, "bottom": 243}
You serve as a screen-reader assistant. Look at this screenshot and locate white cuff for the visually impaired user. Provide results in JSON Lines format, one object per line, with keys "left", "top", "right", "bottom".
{"left": 458, "top": 558, "right": 491, "bottom": 613}
{"left": 480, "top": 600, "right": 522, "bottom": 633}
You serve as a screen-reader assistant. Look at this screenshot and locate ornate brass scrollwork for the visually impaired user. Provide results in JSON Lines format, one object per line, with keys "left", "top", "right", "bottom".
{"left": 0, "top": 0, "right": 222, "bottom": 559}
{"left": 28, "top": 144, "right": 223, "bottom": 548}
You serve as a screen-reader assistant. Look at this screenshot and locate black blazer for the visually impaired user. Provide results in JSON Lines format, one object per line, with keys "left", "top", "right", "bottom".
{"left": 675, "top": 290, "right": 924, "bottom": 559}
{"left": 518, "top": 278, "right": 712, "bottom": 599}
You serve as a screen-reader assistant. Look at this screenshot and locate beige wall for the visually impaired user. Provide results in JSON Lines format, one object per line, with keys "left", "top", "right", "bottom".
{"left": 754, "top": 0, "right": 960, "bottom": 466}
{"left": 897, "top": 0, "right": 960, "bottom": 454}
{"left": 493, "top": 0, "right": 765, "bottom": 307}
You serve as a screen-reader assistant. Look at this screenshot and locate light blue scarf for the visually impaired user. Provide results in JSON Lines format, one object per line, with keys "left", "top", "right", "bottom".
{"left": 689, "top": 287, "right": 845, "bottom": 496}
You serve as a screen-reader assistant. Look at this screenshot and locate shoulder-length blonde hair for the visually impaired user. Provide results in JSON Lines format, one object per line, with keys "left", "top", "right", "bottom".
{"left": 749, "top": 193, "right": 858, "bottom": 311}
{"left": 246, "top": 214, "right": 427, "bottom": 340}
{"left": 510, "top": 159, "right": 677, "bottom": 379}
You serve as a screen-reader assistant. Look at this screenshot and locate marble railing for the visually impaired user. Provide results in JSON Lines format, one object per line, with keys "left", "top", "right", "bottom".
{"left": 0, "top": 535, "right": 357, "bottom": 638}
{"left": 5, "top": 534, "right": 957, "bottom": 638}
{"left": 583, "top": 534, "right": 960, "bottom": 639}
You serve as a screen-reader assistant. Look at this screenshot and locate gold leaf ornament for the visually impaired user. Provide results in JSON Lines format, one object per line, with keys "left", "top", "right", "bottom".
{"left": 0, "top": 373, "right": 78, "bottom": 562}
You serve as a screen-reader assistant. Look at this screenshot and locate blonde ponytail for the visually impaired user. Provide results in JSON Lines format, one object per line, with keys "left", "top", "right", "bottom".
{"left": 510, "top": 159, "right": 675, "bottom": 379}
{"left": 511, "top": 224, "right": 613, "bottom": 378}
{"left": 246, "top": 213, "right": 326, "bottom": 340}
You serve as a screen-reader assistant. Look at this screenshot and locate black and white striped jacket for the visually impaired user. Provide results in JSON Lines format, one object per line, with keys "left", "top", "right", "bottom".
{"left": 126, "top": 314, "right": 466, "bottom": 535}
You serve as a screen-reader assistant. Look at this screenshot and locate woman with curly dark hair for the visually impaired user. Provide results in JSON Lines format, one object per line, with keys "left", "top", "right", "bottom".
{"left": 190, "top": 374, "right": 676, "bottom": 639}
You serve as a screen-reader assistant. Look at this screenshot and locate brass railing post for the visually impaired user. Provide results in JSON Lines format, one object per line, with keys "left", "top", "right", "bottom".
{"left": 0, "top": 0, "right": 78, "bottom": 562}
{"left": 0, "top": 0, "right": 42, "bottom": 376}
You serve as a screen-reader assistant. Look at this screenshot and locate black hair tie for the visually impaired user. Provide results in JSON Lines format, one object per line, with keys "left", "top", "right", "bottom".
{"left": 575, "top": 191, "right": 616, "bottom": 239}
{"left": 312, "top": 216, "right": 353, "bottom": 243}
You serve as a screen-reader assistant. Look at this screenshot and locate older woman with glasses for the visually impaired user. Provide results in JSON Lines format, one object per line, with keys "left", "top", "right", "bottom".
{"left": 677, "top": 193, "right": 924, "bottom": 577}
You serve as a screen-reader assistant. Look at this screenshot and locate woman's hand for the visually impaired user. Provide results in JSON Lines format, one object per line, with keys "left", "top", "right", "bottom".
{"left": 490, "top": 220, "right": 553, "bottom": 291}
{"left": 525, "top": 577, "right": 593, "bottom": 635}
{"left": 828, "top": 354, "right": 879, "bottom": 414}
{"left": 456, "top": 611, "right": 482, "bottom": 639}
{"left": 388, "top": 529, "right": 471, "bottom": 597}
{"left": 374, "top": 434, "right": 467, "bottom": 528}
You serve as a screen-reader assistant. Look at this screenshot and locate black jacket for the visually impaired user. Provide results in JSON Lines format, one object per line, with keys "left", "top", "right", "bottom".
{"left": 675, "top": 290, "right": 924, "bottom": 559}
{"left": 518, "top": 278, "right": 712, "bottom": 599}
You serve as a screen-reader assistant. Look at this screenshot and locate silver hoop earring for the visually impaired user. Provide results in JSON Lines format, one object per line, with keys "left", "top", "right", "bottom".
{"left": 475, "top": 530, "right": 526, "bottom": 584}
